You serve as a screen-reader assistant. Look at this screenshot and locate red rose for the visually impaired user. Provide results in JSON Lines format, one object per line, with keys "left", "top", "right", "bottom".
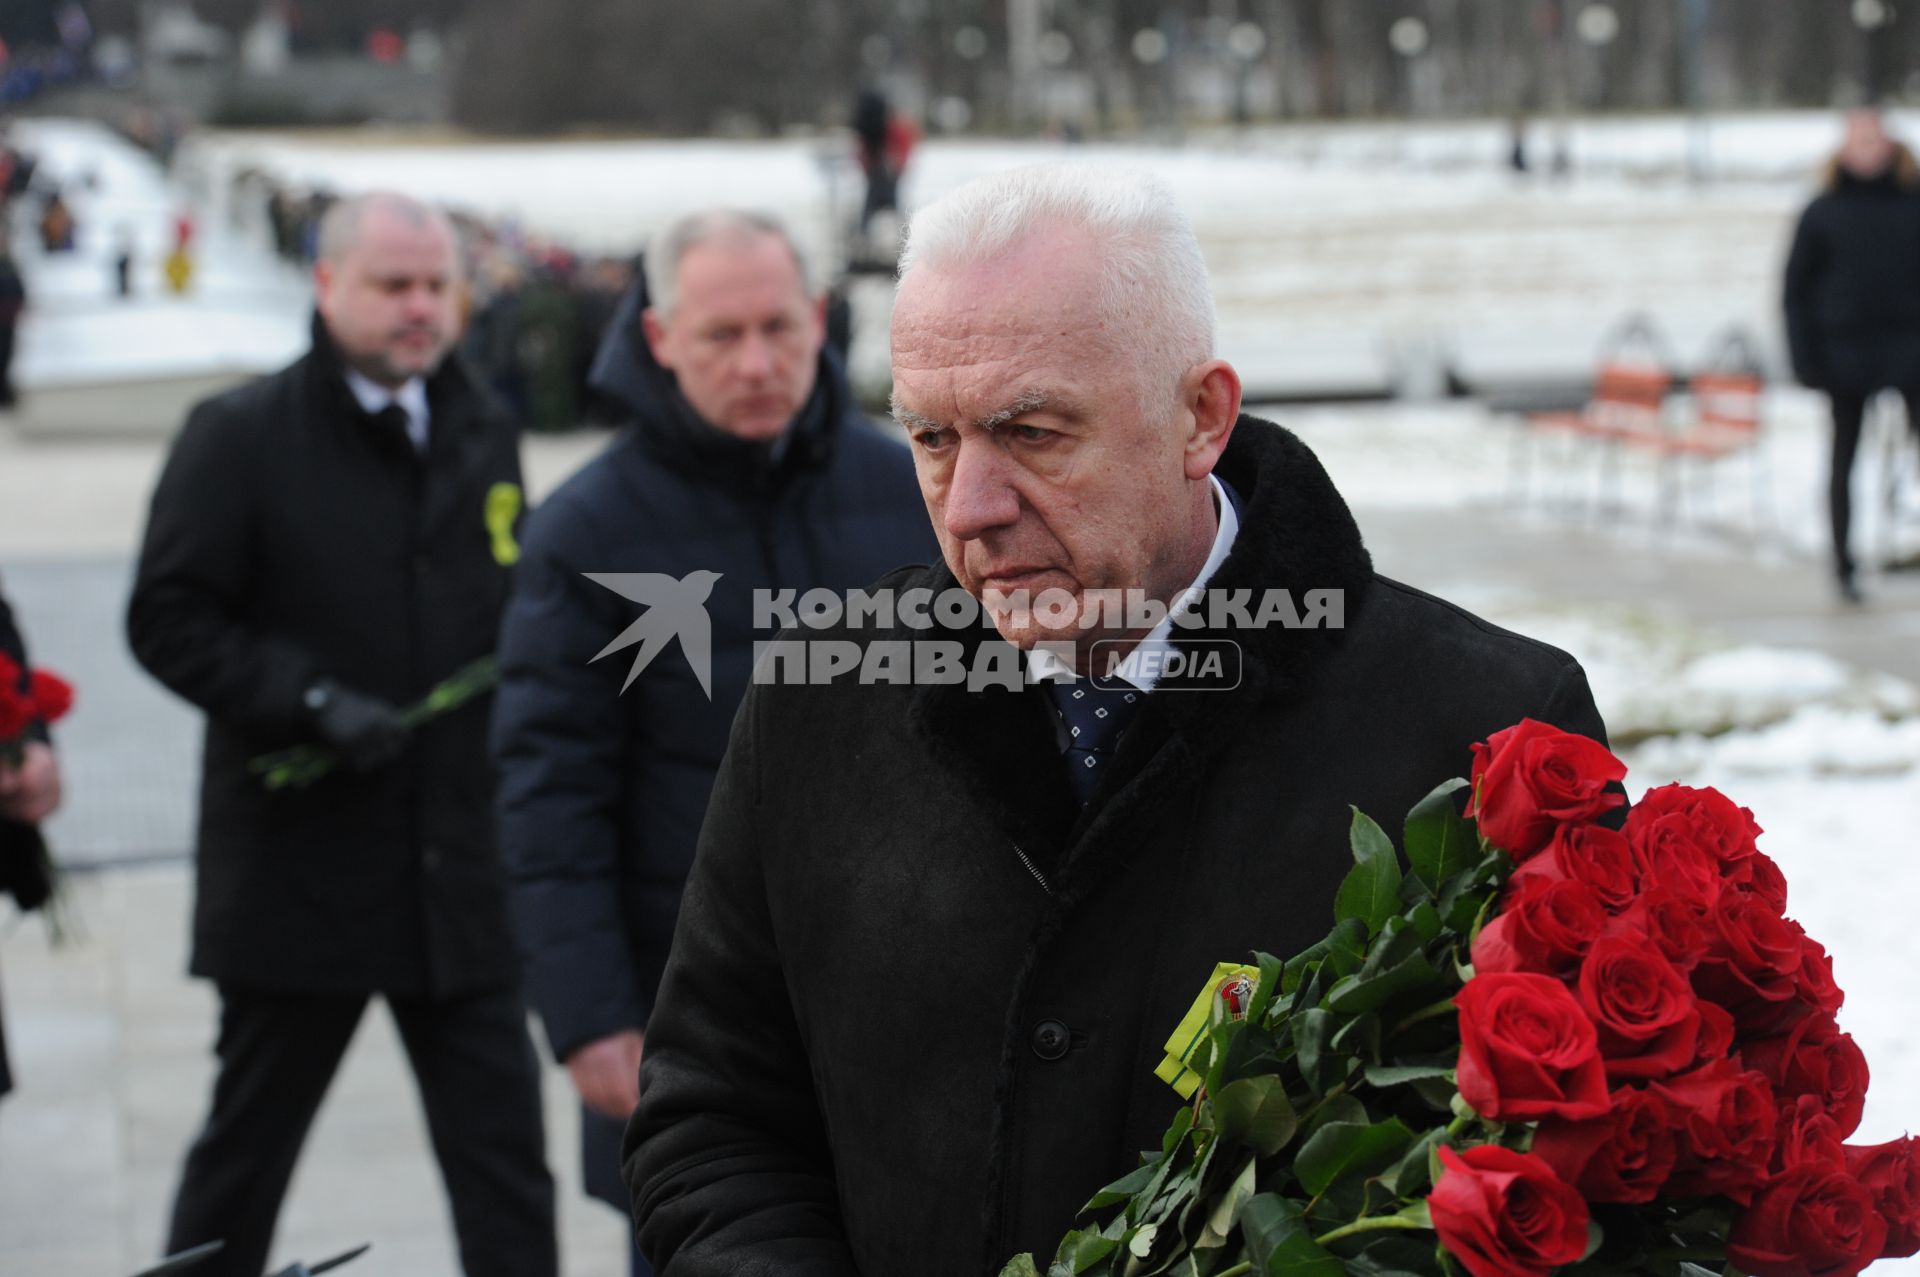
{"left": 1747, "top": 1016, "right": 1870, "bottom": 1139}
{"left": 1846, "top": 1137, "right": 1920, "bottom": 1258}
{"left": 1509, "top": 823, "right": 1640, "bottom": 913}
{"left": 1728, "top": 1164, "right": 1886, "bottom": 1277}
{"left": 1623, "top": 812, "right": 1724, "bottom": 908}
{"left": 1575, "top": 936, "right": 1701, "bottom": 1081}
{"left": 1690, "top": 1000, "right": 1736, "bottom": 1067}
{"left": 1467, "top": 719, "right": 1626, "bottom": 861}
{"left": 1773, "top": 1095, "right": 1848, "bottom": 1176}
{"left": 27, "top": 670, "right": 73, "bottom": 724}
{"left": 1653, "top": 1057, "right": 1779, "bottom": 1203}
{"left": 1692, "top": 895, "right": 1803, "bottom": 1031}
{"left": 1626, "top": 783, "right": 1763, "bottom": 873}
{"left": 1471, "top": 878, "right": 1606, "bottom": 978}
{"left": 1429, "top": 1145, "right": 1591, "bottom": 1277}
{"left": 1532, "top": 1085, "right": 1678, "bottom": 1204}
{"left": 1603, "top": 884, "right": 1714, "bottom": 972}
{"left": 1728, "top": 848, "right": 1789, "bottom": 915}
{"left": 0, "top": 687, "right": 28, "bottom": 742}
{"left": 1794, "top": 935, "right": 1844, "bottom": 1021}
{"left": 1455, "top": 972, "right": 1610, "bottom": 1123}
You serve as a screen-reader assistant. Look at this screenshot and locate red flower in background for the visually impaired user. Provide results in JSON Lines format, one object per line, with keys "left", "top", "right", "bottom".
{"left": 28, "top": 670, "right": 73, "bottom": 724}
{"left": 1728, "top": 1163, "right": 1886, "bottom": 1277}
{"left": 0, "top": 653, "right": 75, "bottom": 744}
{"left": 1466, "top": 718, "right": 1625, "bottom": 861}
{"left": 1429, "top": 1145, "right": 1591, "bottom": 1277}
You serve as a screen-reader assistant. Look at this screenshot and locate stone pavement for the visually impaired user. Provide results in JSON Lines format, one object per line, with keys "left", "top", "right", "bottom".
{"left": 1, "top": 417, "right": 1916, "bottom": 1276}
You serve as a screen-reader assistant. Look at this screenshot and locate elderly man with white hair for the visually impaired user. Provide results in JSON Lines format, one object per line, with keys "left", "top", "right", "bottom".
{"left": 623, "top": 165, "right": 1608, "bottom": 1274}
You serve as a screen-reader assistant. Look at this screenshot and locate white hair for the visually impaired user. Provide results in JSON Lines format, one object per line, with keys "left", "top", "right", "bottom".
{"left": 645, "top": 209, "right": 812, "bottom": 319}
{"left": 897, "top": 163, "right": 1216, "bottom": 400}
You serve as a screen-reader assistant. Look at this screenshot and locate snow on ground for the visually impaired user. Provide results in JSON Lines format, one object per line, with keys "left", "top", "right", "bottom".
{"left": 8, "top": 118, "right": 310, "bottom": 386}
{"left": 185, "top": 122, "right": 1809, "bottom": 396}
{"left": 1277, "top": 394, "right": 1920, "bottom": 574}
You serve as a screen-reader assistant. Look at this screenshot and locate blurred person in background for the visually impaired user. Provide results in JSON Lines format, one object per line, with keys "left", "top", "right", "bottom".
{"left": 853, "top": 87, "right": 917, "bottom": 239}
{"left": 1784, "top": 106, "right": 1920, "bottom": 604}
{"left": 0, "top": 573, "right": 64, "bottom": 1103}
{"left": 490, "top": 209, "right": 935, "bottom": 1275}
{"left": 127, "top": 191, "right": 556, "bottom": 1277}
{"left": 0, "top": 229, "right": 23, "bottom": 406}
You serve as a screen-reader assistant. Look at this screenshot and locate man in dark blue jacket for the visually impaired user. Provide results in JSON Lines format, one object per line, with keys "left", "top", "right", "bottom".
{"left": 490, "top": 209, "right": 935, "bottom": 1274}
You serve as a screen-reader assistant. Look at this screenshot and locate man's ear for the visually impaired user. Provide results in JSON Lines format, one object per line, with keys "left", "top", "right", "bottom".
{"left": 1182, "top": 358, "right": 1242, "bottom": 481}
{"left": 312, "top": 257, "right": 334, "bottom": 318}
{"left": 641, "top": 307, "right": 673, "bottom": 370}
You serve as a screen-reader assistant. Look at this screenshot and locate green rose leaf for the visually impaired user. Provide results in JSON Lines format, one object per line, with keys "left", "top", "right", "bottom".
{"left": 1362, "top": 1063, "right": 1454, "bottom": 1088}
{"left": 1082, "top": 1161, "right": 1160, "bottom": 1213}
{"left": 1326, "top": 951, "right": 1442, "bottom": 1015}
{"left": 1240, "top": 1194, "right": 1345, "bottom": 1277}
{"left": 1291, "top": 1009, "right": 1339, "bottom": 1094}
{"left": 1215, "top": 1076, "right": 1299, "bottom": 1157}
{"left": 1053, "top": 1230, "right": 1120, "bottom": 1274}
{"left": 1236, "top": 1198, "right": 1344, "bottom": 1275}
{"left": 1294, "top": 1118, "right": 1416, "bottom": 1197}
{"left": 1403, "top": 777, "right": 1473, "bottom": 892}
{"left": 1247, "top": 950, "right": 1287, "bottom": 1025}
{"left": 998, "top": 1256, "right": 1043, "bottom": 1277}
{"left": 1335, "top": 809, "right": 1403, "bottom": 937}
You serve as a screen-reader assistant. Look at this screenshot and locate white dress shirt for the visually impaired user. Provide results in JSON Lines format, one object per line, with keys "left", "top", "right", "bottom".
{"left": 344, "top": 368, "right": 431, "bottom": 454}
{"left": 1027, "top": 473, "right": 1241, "bottom": 693}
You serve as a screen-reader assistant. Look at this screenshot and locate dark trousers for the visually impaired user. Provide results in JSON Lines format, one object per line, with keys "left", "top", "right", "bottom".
{"left": 1828, "top": 388, "right": 1920, "bottom": 580}
{"left": 165, "top": 984, "right": 557, "bottom": 1277}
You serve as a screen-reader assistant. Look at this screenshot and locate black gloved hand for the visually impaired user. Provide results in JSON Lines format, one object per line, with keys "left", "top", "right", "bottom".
{"left": 304, "top": 679, "right": 410, "bottom": 772}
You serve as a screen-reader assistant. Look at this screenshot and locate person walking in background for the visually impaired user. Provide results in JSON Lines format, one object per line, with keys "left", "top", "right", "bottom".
{"left": 0, "top": 231, "right": 25, "bottom": 408}
{"left": 127, "top": 191, "right": 556, "bottom": 1277}
{"left": 0, "top": 573, "right": 65, "bottom": 1102}
{"left": 852, "top": 88, "right": 917, "bottom": 239}
{"left": 1784, "top": 106, "right": 1920, "bottom": 604}
{"left": 490, "top": 209, "right": 935, "bottom": 1275}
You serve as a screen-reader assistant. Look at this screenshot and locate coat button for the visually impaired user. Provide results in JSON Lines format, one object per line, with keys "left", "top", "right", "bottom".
{"left": 422, "top": 846, "right": 442, "bottom": 871}
{"left": 1030, "top": 1019, "right": 1071, "bottom": 1062}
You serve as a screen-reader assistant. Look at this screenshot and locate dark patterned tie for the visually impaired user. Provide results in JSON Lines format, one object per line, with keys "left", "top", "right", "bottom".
{"left": 374, "top": 402, "right": 422, "bottom": 455}
{"left": 1044, "top": 675, "right": 1145, "bottom": 806}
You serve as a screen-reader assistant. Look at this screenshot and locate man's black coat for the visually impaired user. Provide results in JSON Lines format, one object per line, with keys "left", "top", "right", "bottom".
{"left": 624, "top": 416, "right": 1610, "bottom": 1275}
{"left": 1784, "top": 149, "right": 1920, "bottom": 394}
{"left": 491, "top": 282, "right": 937, "bottom": 1204}
{"left": 127, "top": 317, "right": 525, "bottom": 997}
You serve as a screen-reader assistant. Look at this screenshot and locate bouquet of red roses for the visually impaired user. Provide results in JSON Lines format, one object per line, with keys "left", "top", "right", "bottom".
{"left": 0, "top": 649, "right": 75, "bottom": 933}
{"left": 1002, "top": 719, "right": 1915, "bottom": 1277}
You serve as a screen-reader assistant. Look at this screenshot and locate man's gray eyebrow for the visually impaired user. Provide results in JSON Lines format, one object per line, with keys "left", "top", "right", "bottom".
{"left": 978, "top": 391, "right": 1050, "bottom": 432}
{"left": 892, "top": 390, "right": 1052, "bottom": 434}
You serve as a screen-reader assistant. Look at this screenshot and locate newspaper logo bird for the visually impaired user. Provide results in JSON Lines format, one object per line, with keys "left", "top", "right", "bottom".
{"left": 584, "top": 570, "right": 722, "bottom": 698}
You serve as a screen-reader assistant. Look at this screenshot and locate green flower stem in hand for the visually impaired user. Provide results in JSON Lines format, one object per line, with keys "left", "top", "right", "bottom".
{"left": 248, "top": 657, "right": 500, "bottom": 792}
